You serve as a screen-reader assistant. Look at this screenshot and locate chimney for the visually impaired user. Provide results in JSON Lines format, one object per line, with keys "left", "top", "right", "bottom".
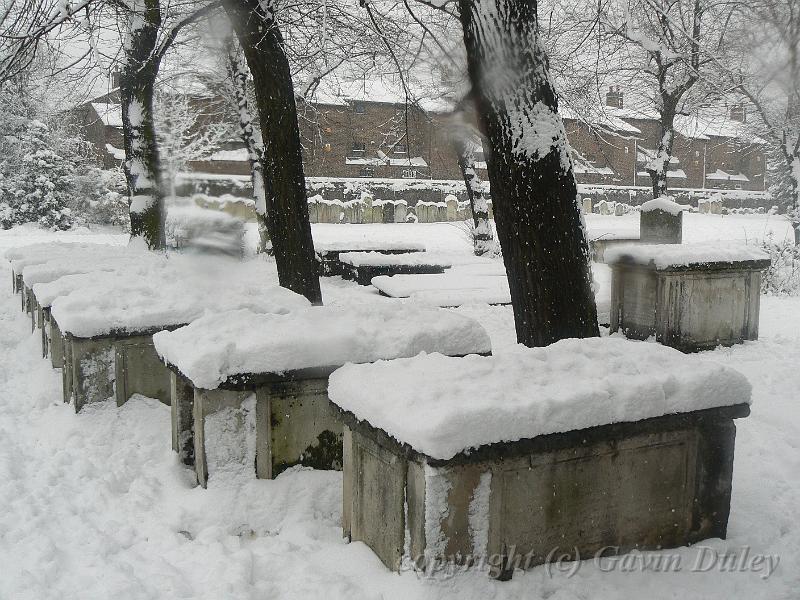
{"left": 730, "top": 103, "right": 746, "bottom": 123}
{"left": 111, "top": 70, "right": 121, "bottom": 89}
{"left": 606, "top": 86, "right": 624, "bottom": 109}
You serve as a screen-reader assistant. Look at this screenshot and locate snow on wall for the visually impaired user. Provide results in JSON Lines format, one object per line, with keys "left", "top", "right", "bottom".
{"left": 153, "top": 305, "right": 492, "bottom": 389}
{"left": 328, "top": 337, "right": 752, "bottom": 460}
{"left": 423, "top": 463, "right": 452, "bottom": 565}
{"left": 204, "top": 394, "right": 257, "bottom": 483}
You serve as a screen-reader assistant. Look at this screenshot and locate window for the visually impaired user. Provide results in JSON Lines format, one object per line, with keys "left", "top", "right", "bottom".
{"left": 695, "top": 150, "right": 700, "bottom": 158}
{"left": 351, "top": 142, "right": 366, "bottom": 155}
{"left": 401, "top": 169, "right": 418, "bottom": 179}
{"left": 624, "top": 146, "right": 629, "bottom": 154}
{"left": 359, "top": 166, "right": 375, "bottom": 177}
{"left": 353, "top": 102, "right": 366, "bottom": 114}
{"left": 393, "top": 144, "right": 408, "bottom": 154}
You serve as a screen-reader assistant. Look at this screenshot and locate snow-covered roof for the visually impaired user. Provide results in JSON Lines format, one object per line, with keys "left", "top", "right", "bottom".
{"left": 706, "top": 169, "right": 750, "bottom": 182}
{"left": 210, "top": 148, "right": 248, "bottom": 162}
{"left": 152, "top": 305, "right": 492, "bottom": 389}
{"left": 637, "top": 169, "right": 687, "bottom": 179}
{"left": 327, "top": 336, "right": 751, "bottom": 460}
{"left": 91, "top": 102, "right": 122, "bottom": 127}
{"left": 345, "top": 156, "right": 428, "bottom": 168}
{"left": 561, "top": 105, "right": 642, "bottom": 135}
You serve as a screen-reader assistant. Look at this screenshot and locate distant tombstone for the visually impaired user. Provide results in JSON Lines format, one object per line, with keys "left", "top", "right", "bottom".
{"left": 382, "top": 201, "right": 395, "bottom": 223}
{"left": 445, "top": 195, "right": 458, "bottom": 221}
{"left": 394, "top": 201, "right": 407, "bottom": 223}
{"left": 362, "top": 193, "right": 374, "bottom": 223}
{"left": 698, "top": 198, "right": 711, "bottom": 214}
{"left": 598, "top": 200, "right": 611, "bottom": 216}
{"left": 307, "top": 197, "right": 319, "bottom": 223}
{"left": 640, "top": 198, "right": 685, "bottom": 244}
{"left": 711, "top": 199, "right": 723, "bottom": 214}
{"left": 416, "top": 203, "right": 429, "bottom": 223}
{"left": 436, "top": 203, "right": 448, "bottom": 222}
{"left": 582, "top": 197, "right": 593, "bottom": 214}
{"left": 614, "top": 202, "right": 625, "bottom": 216}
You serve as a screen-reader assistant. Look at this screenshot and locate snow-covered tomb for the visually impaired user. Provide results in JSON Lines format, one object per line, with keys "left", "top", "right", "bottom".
{"left": 337, "top": 252, "right": 452, "bottom": 285}
{"left": 153, "top": 305, "right": 491, "bottom": 487}
{"left": 314, "top": 241, "right": 425, "bottom": 276}
{"left": 48, "top": 258, "right": 308, "bottom": 413}
{"left": 328, "top": 337, "right": 752, "bottom": 574}
{"left": 606, "top": 243, "right": 770, "bottom": 352}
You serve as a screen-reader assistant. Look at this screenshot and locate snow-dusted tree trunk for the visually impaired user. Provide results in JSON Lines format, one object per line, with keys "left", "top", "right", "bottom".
{"left": 458, "top": 0, "right": 599, "bottom": 347}
{"left": 779, "top": 131, "right": 800, "bottom": 244}
{"left": 223, "top": 0, "right": 321, "bottom": 303}
{"left": 453, "top": 136, "right": 493, "bottom": 255}
{"left": 120, "top": 0, "right": 165, "bottom": 250}
{"left": 646, "top": 102, "right": 677, "bottom": 199}
{"left": 225, "top": 40, "right": 271, "bottom": 253}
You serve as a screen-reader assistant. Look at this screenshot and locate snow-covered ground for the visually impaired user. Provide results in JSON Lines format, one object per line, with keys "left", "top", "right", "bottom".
{"left": 0, "top": 216, "right": 798, "bottom": 599}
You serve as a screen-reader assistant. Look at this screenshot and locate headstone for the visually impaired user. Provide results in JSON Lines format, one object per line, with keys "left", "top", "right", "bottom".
{"left": 445, "top": 195, "right": 458, "bottom": 221}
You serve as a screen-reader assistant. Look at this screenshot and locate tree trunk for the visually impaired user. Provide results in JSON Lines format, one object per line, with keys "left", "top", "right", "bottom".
{"left": 120, "top": 0, "right": 166, "bottom": 250}
{"left": 458, "top": 0, "right": 599, "bottom": 347}
{"left": 453, "top": 135, "right": 493, "bottom": 255}
{"left": 646, "top": 101, "right": 677, "bottom": 199}
{"left": 222, "top": 0, "right": 322, "bottom": 304}
{"left": 225, "top": 40, "right": 271, "bottom": 253}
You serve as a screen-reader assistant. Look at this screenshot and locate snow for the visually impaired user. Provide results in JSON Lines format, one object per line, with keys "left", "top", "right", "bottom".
{"left": 641, "top": 196, "right": 690, "bottom": 215}
{"left": 0, "top": 222, "right": 799, "bottom": 598}
{"left": 49, "top": 255, "right": 310, "bottom": 338}
{"left": 337, "top": 252, "right": 452, "bottom": 268}
{"left": 328, "top": 337, "right": 752, "bottom": 461}
{"left": 605, "top": 243, "right": 771, "bottom": 269}
{"left": 316, "top": 240, "right": 426, "bottom": 253}
{"left": 153, "top": 305, "right": 491, "bottom": 389}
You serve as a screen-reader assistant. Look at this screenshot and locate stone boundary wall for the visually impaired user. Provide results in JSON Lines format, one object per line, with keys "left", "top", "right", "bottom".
{"left": 174, "top": 173, "right": 778, "bottom": 223}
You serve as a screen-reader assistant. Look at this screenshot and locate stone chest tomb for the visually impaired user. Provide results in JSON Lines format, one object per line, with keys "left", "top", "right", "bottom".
{"left": 606, "top": 244, "right": 770, "bottom": 352}
{"left": 328, "top": 338, "right": 752, "bottom": 575}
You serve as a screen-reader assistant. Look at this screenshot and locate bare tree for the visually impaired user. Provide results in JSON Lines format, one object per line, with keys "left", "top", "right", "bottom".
{"left": 223, "top": 37, "right": 270, "bottom": 252}
{"left": 734, "top": 0, "right": 800, "bottom": 243}
{"left": 457, "top": 0, "right": 599, "bottom": 347}
{"left": 222, "top": 0, "right": 322, "bottom": 303}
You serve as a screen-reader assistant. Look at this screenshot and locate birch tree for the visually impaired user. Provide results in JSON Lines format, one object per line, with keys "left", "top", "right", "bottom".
{"left": 223, "top": 38, "right": 270, "bottom": 252}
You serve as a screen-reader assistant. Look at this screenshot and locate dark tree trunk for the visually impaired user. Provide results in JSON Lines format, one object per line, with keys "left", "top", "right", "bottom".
{"left": 225, "top": 39, "right": 271, "bottom": 253}
{"left": 120, "top": 0, "right": 166, "bottom": 250}
{"left": 453, "top": 135, "right": 493, "bottom": 256}
{"left": 458, "top": 0, "right": 599, "bottom": 347}
{"left": 223, "top": 0, "right": 322, "bottom": 304}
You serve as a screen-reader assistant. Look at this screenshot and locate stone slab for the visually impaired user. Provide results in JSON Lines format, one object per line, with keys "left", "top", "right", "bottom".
{"left": 342, "top": 404, "right": 748, "bottom": 575}
{"left": 114, "top": 335, "right": 173, "bottom": 407}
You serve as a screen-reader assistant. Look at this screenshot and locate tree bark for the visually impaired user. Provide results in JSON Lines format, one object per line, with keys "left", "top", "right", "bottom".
{"left": 225, "top": 39, "right": 271, "bottom": 253}
{"left": 120, "top": 0, "right": 166, "bottom": 250}
{"left": 453, "top": 135, "right": 493, "bottom": 255}
{"left": 458, "top": 0, "right": 599, "bottom": 347}
{"left": 646, "top": 103, "right": 677, "bottom": 199}
{"left": 222, "top": 0, "right": 322, "bottom": 303}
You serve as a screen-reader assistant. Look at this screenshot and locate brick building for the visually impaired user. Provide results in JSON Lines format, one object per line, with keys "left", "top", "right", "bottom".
{"left": 70, "top": 81, "right": 767, "bottom": 194}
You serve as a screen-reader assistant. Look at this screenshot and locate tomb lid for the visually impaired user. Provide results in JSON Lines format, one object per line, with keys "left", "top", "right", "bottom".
{"left": 50, "top": 255, "right": 310, "bottom": 338}
{"left": 315, "top": 240, "right": 425, "bottom": 254}
{"left": 8, "top": 242, "right": 132, "bottom": 274}
{"left": 328, "top": 337, "right": 752, "bottom": 461}
{"left": 337, "top": 251, "right": 452, "bottom": 268}
{"left": 153, "top": 305, "right": 492, "bottom": 390}
{"left": 605, "top": 243, "right": 771, "bottom": 271}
